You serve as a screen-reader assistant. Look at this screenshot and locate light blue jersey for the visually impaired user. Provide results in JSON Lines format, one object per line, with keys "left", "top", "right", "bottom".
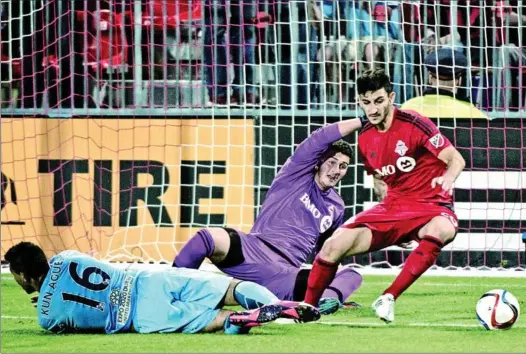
{"left": 37, "top": 251, "right": 137, "bottom": 334}
{"left": 37, "top": 252, "right": 232, "bottom": 334}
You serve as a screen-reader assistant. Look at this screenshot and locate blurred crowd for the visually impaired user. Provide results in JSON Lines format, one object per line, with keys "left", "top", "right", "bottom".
{"left": 1, "top": 0, "right": 525, "bottom": 114}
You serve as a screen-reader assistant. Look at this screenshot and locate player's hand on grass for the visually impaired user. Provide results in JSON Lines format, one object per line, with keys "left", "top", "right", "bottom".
{"left": 431, "top": 175, "right": 455, "bottom": 195}
{"left": 31, "top": 295, "right": 38, "bottom": 307}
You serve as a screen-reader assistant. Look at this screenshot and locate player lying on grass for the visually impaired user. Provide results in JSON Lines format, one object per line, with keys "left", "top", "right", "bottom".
{"left": 5, "top": 242, "right": 320, "bottom": 334}
{"left": 173, "top": 118, "right": 366, "bottom": 314}
{"left": 304, "top": 69, "right": 466, "bottom": 323}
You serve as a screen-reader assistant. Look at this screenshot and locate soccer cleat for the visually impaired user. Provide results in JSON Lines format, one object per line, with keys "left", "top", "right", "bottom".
{"left": 371, "top": 293, "right": 395, "bottom": 323}
{"left": 229, "top": 302, "right": 321, "bottom": 327}
{"left": 318, "top": 297, "right": 342, "bottom": 315}
{"left": 275, "top": 301, "right": 321, "bottom": 323}
{"left": 228, "top": 304, "right": 284, "bottom": 327}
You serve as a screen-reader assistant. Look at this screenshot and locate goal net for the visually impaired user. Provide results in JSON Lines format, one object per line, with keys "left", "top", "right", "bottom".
{"left": 1, "top": 0, "right": 525, "bottom": 272}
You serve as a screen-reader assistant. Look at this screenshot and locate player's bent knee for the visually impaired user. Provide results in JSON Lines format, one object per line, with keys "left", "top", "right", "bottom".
{"left": 440, "top": 224, "right": 457, "bottom": 244}
{"left": 349, "top": 227, "right": 373, "bottom": 255}
{"left": 419, "top": 216, "right": 457, "bottom": 244}
{"left": 214, "top": 228, "right": 246, "bottom": 268}
{"left": 207, "top": 228, "right": 231, "bottom": 262}
{"left": 319, "top": 235, "right": 346, "bottom": 262}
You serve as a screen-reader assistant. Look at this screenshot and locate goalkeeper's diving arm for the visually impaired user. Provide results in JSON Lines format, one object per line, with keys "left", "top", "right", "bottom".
{"left": 336, "top": 118, "right": 365, "bottom": 137}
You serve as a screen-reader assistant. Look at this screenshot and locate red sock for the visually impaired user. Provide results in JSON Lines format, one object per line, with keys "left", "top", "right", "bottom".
{"left": 384, "top": 236, "right": 443, "bottom": 299}
{"left": 304, "top": 256, "right": 338, "bottom": 306}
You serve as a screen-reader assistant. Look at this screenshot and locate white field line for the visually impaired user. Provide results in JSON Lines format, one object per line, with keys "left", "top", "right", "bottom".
{"left": 362, "top": 281, "right": 526, "bottom": 289}
{"left": 3, "top": 315, "right": 524, "bottom": 330}
{"left": 2, "top": 315, "right": 35, "bottom": 320}
{"left": 317, "top": 320, "right": 526, "bottom": 329}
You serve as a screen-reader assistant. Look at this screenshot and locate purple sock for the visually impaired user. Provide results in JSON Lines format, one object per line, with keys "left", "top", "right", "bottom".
{"left": 322, "top": 268, "right": 363, "bottom": 303}
{"left": 173, "top": 229, "right": 215, "bottom": 268}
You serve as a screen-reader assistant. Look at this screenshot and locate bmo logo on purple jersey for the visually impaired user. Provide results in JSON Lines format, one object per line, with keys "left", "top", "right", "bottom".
{"left": 299, "top": 193, "right": 333, "bottom": 233}
{"left": 375, "top": 157, "right": 417, "bottom": 177}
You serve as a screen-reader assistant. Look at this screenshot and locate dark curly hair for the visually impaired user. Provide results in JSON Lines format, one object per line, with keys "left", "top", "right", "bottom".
{"left": 4, "top": 242, "right": 49, "bottom": 280}
{"left": 357, "top": 69, "right": 393, "bottom": 95}
{"left": 318, "top": 139, "right": 353, "bottom": 165}
{"left": 331, "top": 139, "right": 353, "bottom": 158}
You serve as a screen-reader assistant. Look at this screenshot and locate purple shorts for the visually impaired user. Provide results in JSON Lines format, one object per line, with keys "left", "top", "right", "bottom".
{"left": 217, "top": 230, "right": 301, "bottom": 301}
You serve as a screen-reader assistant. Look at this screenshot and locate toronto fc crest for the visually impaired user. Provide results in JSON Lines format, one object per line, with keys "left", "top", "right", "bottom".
{"left": 395, "top": 140, "right": 408, "bottom": 156}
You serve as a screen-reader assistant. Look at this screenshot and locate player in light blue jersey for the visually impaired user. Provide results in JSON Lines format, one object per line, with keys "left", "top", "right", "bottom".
{"left": 5, "top": 242, "right": 320, "bottom": 334}
{"left": 173, "top": 119, "right": 366, "bottom": 314}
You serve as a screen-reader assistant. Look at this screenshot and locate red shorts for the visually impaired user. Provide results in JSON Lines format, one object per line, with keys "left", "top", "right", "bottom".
{"left": 341, "top": 199, "right": 459, "bottom": 252}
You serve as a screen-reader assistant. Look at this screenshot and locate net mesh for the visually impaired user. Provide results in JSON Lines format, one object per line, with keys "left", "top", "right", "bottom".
{"left": 1, "top": 0, "right": 525, "bottom": 271}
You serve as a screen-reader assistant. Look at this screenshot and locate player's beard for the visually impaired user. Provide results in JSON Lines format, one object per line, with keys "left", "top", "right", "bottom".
{"left": 379, "top": 104, "right": 391, "bottom": 124}
{"left": 369, "top": 104, "right": 391, "bottom": 127}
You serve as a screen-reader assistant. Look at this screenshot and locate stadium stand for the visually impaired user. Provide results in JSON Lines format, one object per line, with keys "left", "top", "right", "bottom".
{"left": 1, "top": 0, "right": 524, "bottom": 272}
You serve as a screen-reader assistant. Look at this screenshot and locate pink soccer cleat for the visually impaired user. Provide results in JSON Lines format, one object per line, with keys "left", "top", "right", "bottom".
{"left": 228, "top": 304, "right": 284, "bottom": 327}
{"left": 274, "top": 301, "right": 321, "bottom": 323}
{"left": 229, "top": 302, "right": 321, "bottom": 327}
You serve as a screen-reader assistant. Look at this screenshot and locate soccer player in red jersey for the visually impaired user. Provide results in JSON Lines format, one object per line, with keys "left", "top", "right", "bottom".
{"left": 303, "top": 69, "right": 466, "bottom": 323}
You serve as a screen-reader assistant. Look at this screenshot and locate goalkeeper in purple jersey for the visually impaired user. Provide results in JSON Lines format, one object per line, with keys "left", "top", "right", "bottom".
{"left": 173, "top": 119, "right": 365, "bottom": 313}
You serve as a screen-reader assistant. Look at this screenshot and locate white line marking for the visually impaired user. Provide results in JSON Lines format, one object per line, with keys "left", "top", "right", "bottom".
{"left": 2, "top": 315, "right": 524, "bottom": 329}
{"left": 2, "top": 315, "right": 35, "bottom": 320}
{"left": 364, "top": 281, "right": 526, "bottom": 289}
{"left": 318, "top": 321, "right": 526, "bottom": 329}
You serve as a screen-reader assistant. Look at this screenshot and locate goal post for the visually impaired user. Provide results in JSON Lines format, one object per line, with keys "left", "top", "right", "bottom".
{"left": 1, "top": 0, "right": 525, "bottom": 272}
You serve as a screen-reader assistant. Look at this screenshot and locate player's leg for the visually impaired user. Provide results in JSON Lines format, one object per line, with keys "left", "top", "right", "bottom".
{"left": 381, "top": 214, "right": 457, "bottom": 299}
{"left": 202, "top": 310, "right": 237, "bottom": 333}
{"left": 304, "top": 226, "right": 372, "bottom": 306}
{"left": 222, "top": 277, "right": 321, "bottom": 323}
{"left": 206, "top": 294, "right": 320, "bottom": 332}
{"left": 222, "top": 279, "right": 279, "bottom": 309}
{"left": 322, "top": 267, "right": 363, "bottom": 308}
{"left": 216, "top": 232, "right": 307, "bottom": 300}
{"left": 172, "top": 227, "right": 231, "bottom": 268}
{"left": 373, "top": 210, "right": 458, "bottom": 323}
{"left": 293, "top": 267, "right": 363, "bottom": 314}
{"left": 202, "top": 309, "right": 281, "bottom": 335}
{"left": 163, "top": 304, "right": 284, "bottom": 335}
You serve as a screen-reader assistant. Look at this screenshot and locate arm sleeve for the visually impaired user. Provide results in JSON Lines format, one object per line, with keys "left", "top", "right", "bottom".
{"left": 417, "top": 117, "right": 452, "bottom": 157}
{"left": 279, "top": 123, "right": 344, "bottom": 178}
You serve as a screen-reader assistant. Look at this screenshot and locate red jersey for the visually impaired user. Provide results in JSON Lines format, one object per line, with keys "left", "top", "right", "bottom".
{"left": 358, "top": 108, "right": 453, "bottom": 204}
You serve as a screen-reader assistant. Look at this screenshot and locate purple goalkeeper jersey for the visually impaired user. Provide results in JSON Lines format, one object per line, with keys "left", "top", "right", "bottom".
{"left": 249, "top": 123, "right": 346, "bottom": 267}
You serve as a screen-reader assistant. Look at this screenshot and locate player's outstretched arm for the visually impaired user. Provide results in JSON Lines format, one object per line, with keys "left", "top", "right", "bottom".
{"left": 336, "top": 118, "right": 364, "bottom": 137}
{"left": 290, "top": 118, "right": 363, "bottom": 168}
{"left": 431, "top": 146, "right": 466, "bottom": 195}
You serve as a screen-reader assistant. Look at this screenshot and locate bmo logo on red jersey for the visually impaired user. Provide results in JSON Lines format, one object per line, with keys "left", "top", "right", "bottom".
{"left": 375, "top": 157, "right": 417, "bottom": 176}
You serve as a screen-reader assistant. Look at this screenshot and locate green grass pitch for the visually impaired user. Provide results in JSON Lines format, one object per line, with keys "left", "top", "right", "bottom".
{"left": 2, "top": 274, "right": 525, "bottom": 352}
